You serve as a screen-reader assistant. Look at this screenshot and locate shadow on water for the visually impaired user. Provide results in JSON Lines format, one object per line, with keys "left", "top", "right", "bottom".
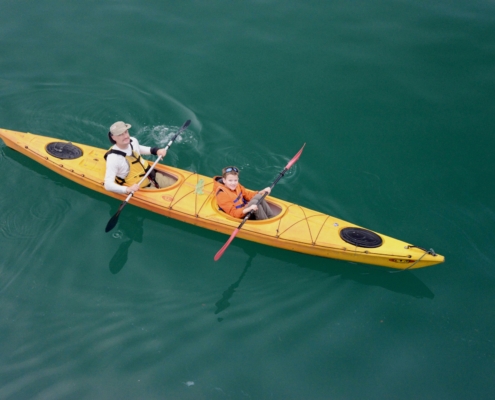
{"left": 210, "top": 238, "right": 434, "bottom": 322}
{"left": 108, "top": 239, "right": 133, "bottom": 274}
{"left": 4, "top": 147, "right": 144, "bottom": 274}
{"left": 214, "top": 248, "right": 256, "bottom": 322}
{"left": 230, "top": 240, "right": 435, "bottom": 300}
{"left": 108, "top": 209, "right": 144, "bottom": 274}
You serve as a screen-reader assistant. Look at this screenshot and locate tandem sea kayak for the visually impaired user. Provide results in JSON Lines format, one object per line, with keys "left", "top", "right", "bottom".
{"left": 0, "top": 128, "right": 444, "bottom": 269}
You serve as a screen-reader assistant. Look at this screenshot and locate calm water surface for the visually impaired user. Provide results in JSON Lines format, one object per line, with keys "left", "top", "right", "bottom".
{"left": 1, "top": 1, "right": 494, "bottom": 399}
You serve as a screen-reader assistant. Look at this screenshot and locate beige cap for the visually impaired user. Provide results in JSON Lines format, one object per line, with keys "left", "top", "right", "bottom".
{"left": 109, "top": 121, "right": 131, "bottom": 136}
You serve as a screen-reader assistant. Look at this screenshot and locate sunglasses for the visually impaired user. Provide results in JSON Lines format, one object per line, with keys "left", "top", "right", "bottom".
{"left": 224, "top": 166, "right": 239, "bottom": 173}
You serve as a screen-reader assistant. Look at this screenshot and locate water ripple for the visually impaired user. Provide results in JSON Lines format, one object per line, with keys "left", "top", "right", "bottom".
{"left": 207, "top": 144, "right": 301, "bottom": 188}
{"left": 0, "top": 194, "right": 70, "bottom": 239}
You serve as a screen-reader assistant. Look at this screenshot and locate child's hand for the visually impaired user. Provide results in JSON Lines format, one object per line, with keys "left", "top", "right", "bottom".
{"left": 244, "top": 204, "right": 258, "bottom": 214}
{"left": 260, "top": 187, "right": 271, "bottom": 195}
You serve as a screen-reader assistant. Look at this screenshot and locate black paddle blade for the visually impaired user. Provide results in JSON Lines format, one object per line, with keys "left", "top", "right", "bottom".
{"left": 105, "top": 202, "right": 127, "bottom": 232}
{"left": 105, "top": 213, "right": 120, "bottom": 232}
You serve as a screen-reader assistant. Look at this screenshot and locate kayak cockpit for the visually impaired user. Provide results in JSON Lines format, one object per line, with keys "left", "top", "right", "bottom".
{"left": 267, "top": 201, "right": 283, "bottom": 217}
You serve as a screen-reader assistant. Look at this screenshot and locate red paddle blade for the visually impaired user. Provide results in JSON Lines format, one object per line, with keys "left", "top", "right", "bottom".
{"left": 214, "top": 228, "right": 239, "bottom": 261}
{"left": 285, "top": 143, "right": 306, "bottom": 170}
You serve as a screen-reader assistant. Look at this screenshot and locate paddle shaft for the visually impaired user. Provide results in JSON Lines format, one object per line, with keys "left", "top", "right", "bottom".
{"left": 214, "top": 143, "right": 305, "bottom": 261}
{"left": 105, "top": 119, "right": 191, "bottom": 232}
{"left": 236, "top": 170, "right": 285, "bottom": 231}
{"left": 124, "top": 155, "right": 161, "bottom": 200}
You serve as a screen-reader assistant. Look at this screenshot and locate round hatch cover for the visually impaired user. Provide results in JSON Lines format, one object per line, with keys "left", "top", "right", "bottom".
{"left": 46, "top": 142, "right": 83, "bottom": 159}
{"left": 340, "top": 227, "right": 383, "bottom": 248}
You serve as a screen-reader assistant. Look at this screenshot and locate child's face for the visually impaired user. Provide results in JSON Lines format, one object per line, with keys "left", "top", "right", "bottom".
{"left": 224, "top": 173, "right": 239, "bottom": 190}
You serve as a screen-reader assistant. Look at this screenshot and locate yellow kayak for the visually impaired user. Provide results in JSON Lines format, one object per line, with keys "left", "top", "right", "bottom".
{"left": 0, "top": 128, "right": 444, "bottom": 269}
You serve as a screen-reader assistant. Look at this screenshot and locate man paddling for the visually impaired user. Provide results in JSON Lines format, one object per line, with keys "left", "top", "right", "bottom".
{"left": 104, "top": 121, "right": 175, "bottom": 194}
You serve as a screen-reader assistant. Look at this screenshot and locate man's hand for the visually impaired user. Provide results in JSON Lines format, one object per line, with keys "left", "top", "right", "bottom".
{"left": 157, "top": 148, "right": 167, "bottom": 158}
{"left": 126, "top": 183, "right": 141, "bottom": 194}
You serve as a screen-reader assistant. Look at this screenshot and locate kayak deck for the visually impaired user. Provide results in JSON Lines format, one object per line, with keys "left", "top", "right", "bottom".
{"left": 0, "top": 128, "right": 445, "bottom": 269}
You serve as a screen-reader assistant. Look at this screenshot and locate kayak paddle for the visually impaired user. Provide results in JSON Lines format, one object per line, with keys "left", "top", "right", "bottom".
{"left": 105, "top": 119, "right": 191, "bottom": 232}
{"left": 214, "top": 143, "right": 306, "bottom": 261}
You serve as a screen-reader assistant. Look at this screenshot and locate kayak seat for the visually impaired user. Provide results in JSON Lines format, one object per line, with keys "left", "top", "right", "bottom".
{"left": 143, "top": 170, "right": 178, "bottom": 189}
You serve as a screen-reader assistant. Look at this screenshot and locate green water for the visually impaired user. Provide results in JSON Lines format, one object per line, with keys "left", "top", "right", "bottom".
{"left": 1, "top": 1, "right": 494, "bottom": 399}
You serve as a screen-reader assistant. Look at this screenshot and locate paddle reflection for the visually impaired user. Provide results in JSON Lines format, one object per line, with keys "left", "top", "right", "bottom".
{"left": 214, "top": 252, "right": 255, "bottom": 321}
{"left": 108, "top": 212, "right": 144, "bottom": 274}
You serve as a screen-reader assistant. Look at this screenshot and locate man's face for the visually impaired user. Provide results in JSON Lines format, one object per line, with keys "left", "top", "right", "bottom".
{"left": 113, "top": 130, "right": 131, "bottom": 147}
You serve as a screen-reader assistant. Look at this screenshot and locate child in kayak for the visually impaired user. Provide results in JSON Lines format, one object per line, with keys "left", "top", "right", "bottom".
{"left": 213, "top": 166, "right": 275, "bottom": 220}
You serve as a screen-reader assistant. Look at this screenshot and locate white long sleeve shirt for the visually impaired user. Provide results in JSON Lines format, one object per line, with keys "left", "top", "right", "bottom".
{"left": 104, "top": 137, "right": 152, "bottom": 194}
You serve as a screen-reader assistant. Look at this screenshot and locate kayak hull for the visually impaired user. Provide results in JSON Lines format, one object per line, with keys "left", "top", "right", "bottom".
{"left": 0, "top": 128, "right": 444, "bottom": 269}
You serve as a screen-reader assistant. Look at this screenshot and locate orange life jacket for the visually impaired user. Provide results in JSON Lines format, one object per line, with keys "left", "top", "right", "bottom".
{"left": 213, "top": 176, "right": 256, "bottom": 218}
